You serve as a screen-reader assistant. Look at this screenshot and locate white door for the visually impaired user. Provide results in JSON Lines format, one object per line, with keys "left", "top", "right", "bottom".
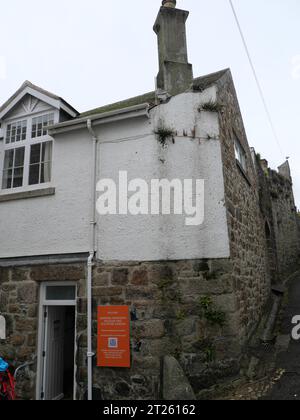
{"left": 37, "top": 283, "right": 77, "bottom": 401}
{"left": 42, "top": 306, "right": 66, "bottom": 400}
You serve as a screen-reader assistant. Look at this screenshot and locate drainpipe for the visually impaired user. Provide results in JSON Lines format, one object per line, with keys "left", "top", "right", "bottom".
{"left": 86, "top": 119, "right": 98, "bottom": 400}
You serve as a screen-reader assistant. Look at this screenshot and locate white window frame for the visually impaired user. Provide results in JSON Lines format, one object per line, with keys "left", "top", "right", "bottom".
{"left": 2, "top": 146, "right": 26, "bottom": 189}
{"left": 5, "top": 119, "right": 27, "bottom": 144}
{"left": 234, "top": 134, "right": 247, "bottom": 172}
{"left": 0, "top": 108, "right": 58, "bottom": 195}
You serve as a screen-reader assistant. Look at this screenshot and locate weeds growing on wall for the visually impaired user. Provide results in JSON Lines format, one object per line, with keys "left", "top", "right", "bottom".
{"left": 199, "top": 296, "right": 227, "bottom": 328}
{"left": 199, "top": 100, "right": 223, "bottom": 113}
{"left": 155, "top": 122, "right": 176, "bottom": 148}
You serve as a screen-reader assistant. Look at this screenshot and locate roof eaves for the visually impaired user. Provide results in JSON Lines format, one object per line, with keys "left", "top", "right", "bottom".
{"left": 80, "top": 91, "right": 156, "bottom": 118}
{"left": 48, "top": 102, "right": 151, "bottom": 136}
{"left": 0, "top": 80, "right": 79, "bottom": 118}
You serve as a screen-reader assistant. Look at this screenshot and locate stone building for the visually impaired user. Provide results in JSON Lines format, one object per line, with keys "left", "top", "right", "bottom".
{"left": 0, "top": 1, "right": 299, "bottom": 400}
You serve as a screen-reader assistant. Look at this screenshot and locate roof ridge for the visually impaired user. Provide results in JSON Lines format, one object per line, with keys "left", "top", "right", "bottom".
{"left": 80, "top": 68, "right": 230, "bottom": 118}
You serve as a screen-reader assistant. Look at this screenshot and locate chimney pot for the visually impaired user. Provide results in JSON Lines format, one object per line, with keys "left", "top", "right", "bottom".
{"left": 162, "top": 0, "right": 176, "bottom": 8}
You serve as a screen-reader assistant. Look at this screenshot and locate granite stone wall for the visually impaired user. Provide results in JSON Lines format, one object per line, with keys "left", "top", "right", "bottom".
{"left": 216, "top": 72, "right": 272, "bottom": 344}
{"left": 255, "top": 156, "right": 300, "bottom": 282}
{"left": 0, "top": 264, "right": 86, "bottom": 400}
{"left": 0, "top": 259, "right": 239, "bottom": 400}
{"left": 80, "top": 259, "right": 240, "bottom": 400}
{"left": 267, "top": 169, "right": 300, "bottom": 278}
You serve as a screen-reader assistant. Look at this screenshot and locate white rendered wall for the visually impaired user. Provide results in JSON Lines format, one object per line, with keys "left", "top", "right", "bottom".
{"left": 95, "top": 88, "right": 230, "bottom": 261}
{"left": 0, "top": 88, "right": 230, "bottom": 261}
{"left": 0, "top": 128, "right": 92, "bottom": 258}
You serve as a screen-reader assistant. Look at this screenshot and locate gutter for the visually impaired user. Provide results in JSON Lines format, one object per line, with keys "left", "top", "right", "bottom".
{"left": 86, "top": 119, "right": 98, "bottom": 401}
{"left": 48, "top": 103, "right": 150, "bottom": 136}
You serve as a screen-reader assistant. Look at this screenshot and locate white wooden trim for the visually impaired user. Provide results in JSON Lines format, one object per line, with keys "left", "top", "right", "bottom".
{"left": 0, "top": 109, "right": 59, "bottom": 193}
{"left": 0, "top": 87, "right": 60, "bottom": 120}
{"left": 3, "top": 107, "right": 55, "bottom": 123}
{"left": 36, "top": 282, "right": 77, "bottom": 401}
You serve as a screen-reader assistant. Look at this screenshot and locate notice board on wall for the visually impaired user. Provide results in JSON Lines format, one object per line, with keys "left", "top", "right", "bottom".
{"left": 97, "top": 306, "right": 130, "bottom": 368}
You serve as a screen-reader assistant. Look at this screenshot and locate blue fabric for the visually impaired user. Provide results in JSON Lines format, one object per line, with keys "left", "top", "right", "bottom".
{"left": 0, "top": 358, "right": 8, "bottom": 372}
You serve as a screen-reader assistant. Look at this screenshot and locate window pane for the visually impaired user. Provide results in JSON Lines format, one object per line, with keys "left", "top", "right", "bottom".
{"left": 41, "top": 162, "right": 51, "bottom": 183}
{"left": 46, "top": 286, "right": 76, "bottom": 301}
{"left": 6, "top": 125, "right": 11, "bottom": 144}
{"left": 2, "top": 170, "right": 12, "bottom": 189}
{"left": 31, "top": 113, "right": 54, "bottom": 139}
{"left": 13, "top": 167, "right": 24, "bottom": 188}
{"left": 16, "top": 124, "right": 21, "bottom": 142}
{"left": 30, "top": 144, "right": 41, "bottom": 164}
{"left": 11, "top": 127, "right": 16, "bottom": 142}
{"left": 29, "top": 164, "right": 40, "bottom": 185}
{"left": 28, "top": 141, "right": 52, "bottom": 185}
{"left": 234, "top": 136, "right": 247, "bottom": 172}
{"left": 4, "top": 150, "right": 14, "bottom": 169}
{"left": 41, "top": 141, "right": 52, "bottom": 162}
{"left": 14, "top": 147, "right": 25, "bottom": 167}
{"left": 6, "top": 120, "right": 27, "bottom": 144}
{"left": 2, "top": 147, "right": 25, "bottom": 190}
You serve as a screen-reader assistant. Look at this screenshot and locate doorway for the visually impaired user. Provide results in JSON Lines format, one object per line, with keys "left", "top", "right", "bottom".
{"left": 37, "top": 283, "right": 77, "bottom": 401}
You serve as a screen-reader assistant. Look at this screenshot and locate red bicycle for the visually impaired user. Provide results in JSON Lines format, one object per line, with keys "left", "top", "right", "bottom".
{"left": 0, "top": 367, "right": 16, "bottom": 401}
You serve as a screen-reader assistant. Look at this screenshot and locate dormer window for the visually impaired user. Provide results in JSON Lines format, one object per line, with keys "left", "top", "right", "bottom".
{"left": 0, "top": 81, "right": 78, "bottom": 196}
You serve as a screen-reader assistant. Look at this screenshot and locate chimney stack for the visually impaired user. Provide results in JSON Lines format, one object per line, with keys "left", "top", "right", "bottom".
{"left": 154, "top": 0, "right": 193, "bottom": 96}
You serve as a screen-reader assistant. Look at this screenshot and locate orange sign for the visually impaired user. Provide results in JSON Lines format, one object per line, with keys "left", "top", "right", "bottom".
{"left": 97, "top": 306, "right": 130, "bottom": 368}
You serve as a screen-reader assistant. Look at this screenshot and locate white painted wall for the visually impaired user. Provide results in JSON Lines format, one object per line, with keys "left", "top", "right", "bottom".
{"left": 0, "top": 87, "right": 230, "bottom": 261}
{"left": 95, "top": 88, "right": 230, "bottom": 261}
{"left": 0, "top": 127, "right": 92, "bottom": 258}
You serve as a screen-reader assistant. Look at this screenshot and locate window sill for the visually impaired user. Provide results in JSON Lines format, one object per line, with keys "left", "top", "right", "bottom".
{"left": 236, "top": 160, "right": 251, "bottom": 187}
{"left": 0, "top": 187, "right": 55, "bottom": 203}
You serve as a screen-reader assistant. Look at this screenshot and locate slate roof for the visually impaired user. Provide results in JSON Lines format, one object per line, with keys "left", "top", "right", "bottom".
{"left": 0, "top": 69, "right": 229, "bottom": 122}
{"left": 79, "top": 69, "right": 229, "bottom": 118}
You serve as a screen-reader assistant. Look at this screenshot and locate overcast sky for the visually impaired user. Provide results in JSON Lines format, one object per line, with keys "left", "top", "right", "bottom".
{"left": 1, "top": 0, "right": 300, "bottom": 205}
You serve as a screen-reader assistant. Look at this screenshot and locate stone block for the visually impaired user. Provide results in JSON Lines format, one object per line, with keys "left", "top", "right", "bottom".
{"left": 30, "top": 264, "right": 85, "bottom": 282}
{"left": 147, "top": 265, "right": 174, "bottom": 284}
{"left": 175, "top": 317, "right": 197, "bottom": 337}
{"left": 131, "top": 270, "right": 149, "bottom": 286}
{"left": 126, "top": 287, "right": 155, "bottom": 301}
{"left": 112, "top": 269, "right": 129, "bottom": 286}
{"left": 134, "top": 320, "right": 165, "bottom": 339}
{"left": 0, "top": 269, "right": 10, "bottom": 284}
{"left": 94, "top": 272, "right": 110, "bottom": 287}
{"left": 132, "top": 355, "right": 160, "bottom": 371}
{"left": 213, "top": 294, "right": 236, "bottom": 313}
{"left": 163, "top": 356, "right": 196, "bottom": 400}
{"left": 15, "top": 317, "right": 37, "bottom": 332}
{"left": 209, "top": 259, "right": 233, "bottom": 275}
{"left": 93, "top": 287, "right": 123, "bottom": 297}
{"left": 10, "top": 334, "right": 25, "bottom": 346}
{"left": 17, "top": 283, "right": 37, "bottom": 304}
{"left": 0, "top": 292, "right": 8, "bottom": 312}
{"left": 11, "top": 268, "right": 30, "bottom": 282}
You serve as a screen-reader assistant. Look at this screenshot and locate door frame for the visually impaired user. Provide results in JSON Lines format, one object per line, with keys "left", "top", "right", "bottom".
{"left": 36, "top": 281, "right": 77, "bottom": 401}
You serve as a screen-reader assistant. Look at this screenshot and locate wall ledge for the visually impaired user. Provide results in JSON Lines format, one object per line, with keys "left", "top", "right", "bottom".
{"left": 0, "top": 187, "right": 55, "bottom": 203}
